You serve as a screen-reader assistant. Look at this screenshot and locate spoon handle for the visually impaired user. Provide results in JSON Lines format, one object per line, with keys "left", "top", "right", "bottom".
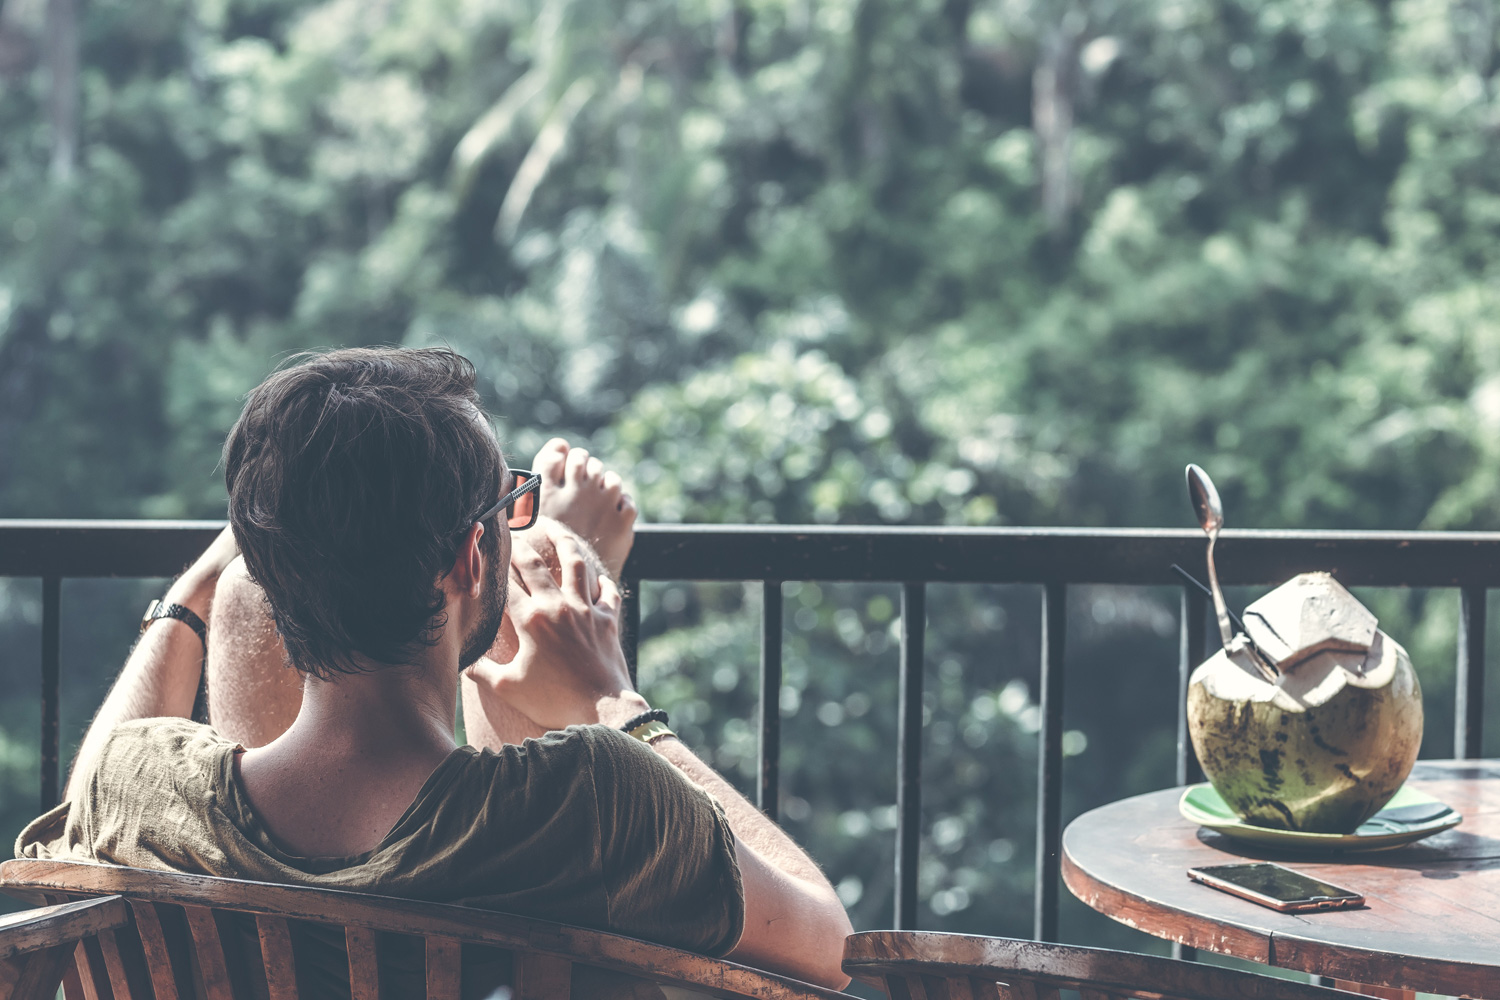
{"left": 1205, "top": 530, "right": 1235, "bottom": 649}
{"left": 1168, "top": 564, "right": 1249, "bottom": 634}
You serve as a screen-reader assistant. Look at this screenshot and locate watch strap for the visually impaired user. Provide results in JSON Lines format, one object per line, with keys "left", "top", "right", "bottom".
{"left": 141, "top": 600, "right": 208, "bottom": 654}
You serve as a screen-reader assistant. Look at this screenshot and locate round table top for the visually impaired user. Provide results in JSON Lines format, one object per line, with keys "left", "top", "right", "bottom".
{"left": 1062, "top": 759, "right": 1500, "bottom": 997}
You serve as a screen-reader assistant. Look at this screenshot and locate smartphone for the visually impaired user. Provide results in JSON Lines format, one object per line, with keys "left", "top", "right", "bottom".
{"left": 1186, "top": 862, "right": 1364, "bottom": 913}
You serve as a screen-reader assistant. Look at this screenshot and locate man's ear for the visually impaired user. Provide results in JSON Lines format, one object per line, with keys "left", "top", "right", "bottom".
{"left": 451, "top": 521, "right": 486, "bottom": 598}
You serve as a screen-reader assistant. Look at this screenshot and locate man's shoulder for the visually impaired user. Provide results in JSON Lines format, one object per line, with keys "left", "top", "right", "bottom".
{"left": 108, "top": 716, "right": 232, "bottom": 747}
{"left": 86, "top": 717, "right": 235, "bottom": 796}
{"left": 457, "top": 724, "right": 679, "bottom": 803}
{"left": 94, "top": 717, "right": 237, "bottom": 769}
{"left": 17, "top": 718, "right": 239, "bottom": 866}
{"left": 466, "top": 723, "right": 646, "bottom": 765}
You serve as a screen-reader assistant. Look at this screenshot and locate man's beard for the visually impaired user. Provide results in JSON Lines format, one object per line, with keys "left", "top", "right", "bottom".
{"left": 458, "top": 550, "right": 506, "bottom": 670}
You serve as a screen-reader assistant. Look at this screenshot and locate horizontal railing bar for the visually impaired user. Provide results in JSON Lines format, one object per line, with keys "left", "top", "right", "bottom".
{"left": 12, "top": 521, "right": 1500, "bottom": 586}
{"left": 0, "top": 521, "right": 225, "bottom": 578}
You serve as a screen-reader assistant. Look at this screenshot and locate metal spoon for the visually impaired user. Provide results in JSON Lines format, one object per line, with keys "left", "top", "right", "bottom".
{"left": 1182, "top": 464, "right": 1278, "bottom": 683}
{"left": 1185, "top": 464, "right": 1259, "bottom": 665}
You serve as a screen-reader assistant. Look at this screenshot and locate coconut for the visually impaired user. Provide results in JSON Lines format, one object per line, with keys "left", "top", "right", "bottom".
{"left": 1187, "top": 573, "right": 1423, "bottom": 833}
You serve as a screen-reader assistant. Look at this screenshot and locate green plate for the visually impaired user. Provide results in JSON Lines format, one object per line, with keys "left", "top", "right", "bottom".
{"left": 1178, "top": 783, "right": 1462, "bottom": 853}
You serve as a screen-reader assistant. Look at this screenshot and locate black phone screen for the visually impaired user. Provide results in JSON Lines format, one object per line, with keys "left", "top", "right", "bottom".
{"left": 1191, "top": 863, "right": 1359, "bottom": 902}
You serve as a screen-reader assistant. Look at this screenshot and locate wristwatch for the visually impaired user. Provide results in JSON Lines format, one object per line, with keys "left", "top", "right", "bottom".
{"left": 141, "top": 600, "right": 208, "bottom": 654}
{"left": 627, "top": 718, "right": 677, "bottom": 744}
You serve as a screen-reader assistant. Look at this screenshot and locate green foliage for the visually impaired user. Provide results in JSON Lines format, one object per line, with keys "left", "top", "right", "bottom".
{"left": 2, "top": 0, "right": 1499, "bottom": 944}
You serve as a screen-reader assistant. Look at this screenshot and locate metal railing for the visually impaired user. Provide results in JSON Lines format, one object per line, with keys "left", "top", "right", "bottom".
{"left": 1, "top": 520, "right": 1495, "bottom": 943}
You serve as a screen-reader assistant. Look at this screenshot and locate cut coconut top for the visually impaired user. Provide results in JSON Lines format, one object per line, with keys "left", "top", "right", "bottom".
{"left": 1241, "top": 572, "right": 1378, "bottom": 670}
{"left": 1191, "top": 630, "right": 1407, "bottom": 711}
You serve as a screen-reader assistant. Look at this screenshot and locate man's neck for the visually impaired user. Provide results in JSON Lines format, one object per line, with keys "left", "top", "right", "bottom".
{"left": 235, "top": 652, "right": 463, "bottom": 858}
{"left": 291, "top": 654, "right": 460, "bottom": 760}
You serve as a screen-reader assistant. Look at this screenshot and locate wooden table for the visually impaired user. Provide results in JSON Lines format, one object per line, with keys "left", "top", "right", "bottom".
{"left": 1062, "top": 760, "right": 1500, "bottom": 998}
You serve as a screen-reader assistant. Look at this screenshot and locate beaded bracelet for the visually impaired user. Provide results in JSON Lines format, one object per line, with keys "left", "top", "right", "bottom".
{"left": 619, "top": 708, "right": 670, "bottom": 732}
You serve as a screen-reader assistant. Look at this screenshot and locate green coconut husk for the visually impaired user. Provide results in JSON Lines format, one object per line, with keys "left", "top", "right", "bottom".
{"left": 1187, "top": 630, "right": 1423, "bottom": 833}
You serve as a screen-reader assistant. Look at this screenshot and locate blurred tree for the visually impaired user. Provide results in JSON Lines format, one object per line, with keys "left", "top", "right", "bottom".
{"left": 0, "top": 0, "right": 1497, "bottom": 944}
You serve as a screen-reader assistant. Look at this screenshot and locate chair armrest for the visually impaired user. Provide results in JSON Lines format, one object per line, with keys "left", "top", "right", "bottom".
{"left": 0, "top": 895, "right": 131, "bottom": 962}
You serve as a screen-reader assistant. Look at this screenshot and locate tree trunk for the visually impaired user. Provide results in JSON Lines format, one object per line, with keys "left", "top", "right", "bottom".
{"left": 46, "top": 0, "right": 77, "bottom": 182}
{"left": 1033, "top": 20, "right": 1082, "bottom": 239}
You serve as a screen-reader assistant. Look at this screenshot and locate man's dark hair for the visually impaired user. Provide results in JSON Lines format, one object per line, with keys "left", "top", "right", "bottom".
{"left": 224, "top": 347, "right": 503, "bottom": 678}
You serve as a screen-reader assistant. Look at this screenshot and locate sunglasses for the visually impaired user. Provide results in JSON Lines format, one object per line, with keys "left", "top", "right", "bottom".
{"left": 475, "top": 469, "right": 541, "bottom": 532}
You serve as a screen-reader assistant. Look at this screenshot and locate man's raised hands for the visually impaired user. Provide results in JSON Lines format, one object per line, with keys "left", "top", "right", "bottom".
{"left": 466, "top": 523, "right": 648, "bottom": 733}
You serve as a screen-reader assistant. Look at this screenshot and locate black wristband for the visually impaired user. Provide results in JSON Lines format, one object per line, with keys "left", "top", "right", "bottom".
{"left": 141, "top": 600, "right": 208, "bottom": 656}
{"left": 619, "top": 708, "right": 669, "bottom": 732}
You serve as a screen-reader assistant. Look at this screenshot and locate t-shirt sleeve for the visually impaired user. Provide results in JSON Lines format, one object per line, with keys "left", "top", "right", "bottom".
{"left": 583, "top": 727, "right": 745, "bottom": 956}
{"left": 14, "top": 718, "right": 234, "bottom": 870}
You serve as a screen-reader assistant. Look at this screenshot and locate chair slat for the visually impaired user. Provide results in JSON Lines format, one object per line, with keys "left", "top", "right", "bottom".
{"left": 1033, "top": 987, "right": 1059, "bottom": 1000}
{"left": 255, "top": 915, "right": 298, "bottom": 1000}
{"left": 883, "top": 974, "right": 913, "bottom": 1000}
{"left": 127, "top": 901, "right": 181, "bottom": 1000}
{"left": 967, "top": 977, "right": 1002, "bottom": 1000}
{"left": 98, "top": 928, "right": 136, "bottom": 998}
{"left": 996, "top": 984, "right": 1045, "bottom": 1000}
{"left": 6, "top": 943, "right": 76, "bottom": 1000}
{"left": 73, "top": 939, "right": 106, "bottom": 1000}
{"left": 344, "top": 926, "right": 379, "bottom": 1000}
{"left": 944, "top": 975, "right": 976, "bottom": 1000}
{"left": 183, "top": 905, "right": 235, "bottom": 1000}
{"left": 425, "top": 935, "right": 461, "bottom": 1000}
{"left": 903, "top": 973, "right": 931, "bottom": 1000}
{"left": 62, "top": 958, "right": 86, "bottom": 1000}
{"left": 515, "top": 950, "right": 571, "bottom": 1000}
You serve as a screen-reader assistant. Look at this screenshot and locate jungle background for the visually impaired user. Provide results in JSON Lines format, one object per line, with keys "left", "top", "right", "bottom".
{"left": 2, "top": 0, "right": 1500, "bottom": 969}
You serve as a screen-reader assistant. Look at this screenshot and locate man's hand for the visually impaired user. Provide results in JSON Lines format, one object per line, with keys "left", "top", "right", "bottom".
{"left": 167, "top": 525, "right": 241, "bottom": 622}
{"left": 467, "top": 529, "right": 646, "bottom": 731}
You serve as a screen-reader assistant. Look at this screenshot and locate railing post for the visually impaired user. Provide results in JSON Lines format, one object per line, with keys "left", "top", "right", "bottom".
{"left": 1034, "top": 582, "right": 1066, "bottom": 943}
{"left": 621, "top": 578, "right": 640, "bottom": 686}
{"left": 759, "top": 580, "right": 783, "bottom": 819}
{"left": 895, "top": 582, "right": 926, "bottom": 930}
{"left": 41, "top": 575, "right": 61, "bottom": 810}
{"left": 1456, "top": 586, "right": 1486, "bottom": 760}
{"left": 1174, "top": 585, "right": 1207, "bottom": 961}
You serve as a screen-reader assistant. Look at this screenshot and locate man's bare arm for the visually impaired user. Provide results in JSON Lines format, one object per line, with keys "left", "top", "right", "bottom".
{"left": 648, "top": 737, "right": 853, "bottom": 988}
{"left": 65, "top": 527, "right": 239, "bottom": 801}
{"left": 467, "top": 534, "right": 853, "bottom": 988}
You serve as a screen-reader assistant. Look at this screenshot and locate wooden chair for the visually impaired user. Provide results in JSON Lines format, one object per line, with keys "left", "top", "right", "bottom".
{"left": 842, "top": 930, "right": 1356, "bottom": 1000}
{"left": 1, "top": 859, "right": 853, "bottom": 1000}
{"left": 1, "top": 895, "right": 133, "bottom": 1000}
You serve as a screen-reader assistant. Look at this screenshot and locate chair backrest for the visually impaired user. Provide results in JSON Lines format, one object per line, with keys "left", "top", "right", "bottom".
{"left": 1, "top": 895, "right": 133, "bottom": 1000}
{"left": 2, "top": 859, "right": 852, "bottom": 1000}
{"left": 842, "top": 930, "right": 1353, "bottom": 1000}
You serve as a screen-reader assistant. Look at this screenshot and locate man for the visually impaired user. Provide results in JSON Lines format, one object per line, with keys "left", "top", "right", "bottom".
{"left": 17, "top": 347, "right": 852, "bottom": 989}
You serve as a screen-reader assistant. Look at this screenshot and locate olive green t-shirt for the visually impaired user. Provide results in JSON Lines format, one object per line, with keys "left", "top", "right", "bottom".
{"left": 16, "top": 718, "right": 744, "bottom": 956}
